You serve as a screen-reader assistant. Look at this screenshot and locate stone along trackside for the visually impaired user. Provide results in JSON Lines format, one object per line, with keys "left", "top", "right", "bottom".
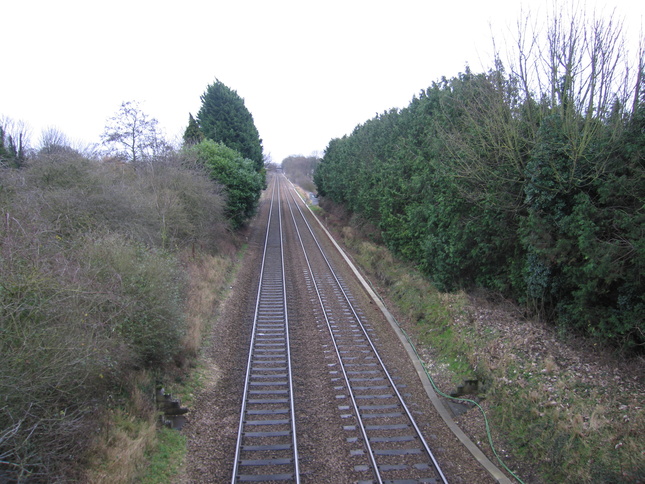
{"left": 181, "top": 173, "right": 503, "bottom": 483}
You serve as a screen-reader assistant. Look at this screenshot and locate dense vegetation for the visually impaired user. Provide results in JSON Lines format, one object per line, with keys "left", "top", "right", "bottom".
{"left": 0, "top": 145, "right": 228, "bottom": 481}
{"left": 188, "top": 140, "right": 265, "bottom": 228}
{"left": 314, "top": 11, "right": 644, "bottom": 350}
{"left": 196, "top": 79, "right": 265, "bottom": 172}
{"left": 0, "top": 78, "right": 266, "bottom": 481}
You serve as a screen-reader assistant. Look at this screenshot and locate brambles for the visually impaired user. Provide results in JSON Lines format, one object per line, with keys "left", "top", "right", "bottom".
{"left": 0, "top": 145, "right": 229, "bottom": 480}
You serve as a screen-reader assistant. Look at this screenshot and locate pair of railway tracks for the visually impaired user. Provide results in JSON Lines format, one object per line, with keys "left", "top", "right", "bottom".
{"left": 231, "top": 175, "right": 447, "bottom": 483}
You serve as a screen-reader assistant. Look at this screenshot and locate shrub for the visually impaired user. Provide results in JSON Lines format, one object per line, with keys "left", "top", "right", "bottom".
{"left": 0, "top": 145, "right": 226, "bottom": 480}
{"left": 0, "top": 223, "right": 122, "bottom": 480}
{"left": 187, "top": 140, "right": 264, "bottom": 228}
{"left": 81, "top": 234, "right": 186, "bottom": 368}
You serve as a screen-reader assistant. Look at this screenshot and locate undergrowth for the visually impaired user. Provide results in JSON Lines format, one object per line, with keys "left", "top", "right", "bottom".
{"left": 0, "top": 152, "right": 236, "bottom": 482}
{"left": 323, "top": 206, "right": 645, "bottom": 484}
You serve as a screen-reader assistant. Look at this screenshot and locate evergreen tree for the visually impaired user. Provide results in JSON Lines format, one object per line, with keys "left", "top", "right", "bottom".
{"left": 0, "top": 118, "right": 28, "bottom": 168}
{"left": 183, "top": 113, "right": 204, "bottom": 145}
{"left": 188, "top": 140, "right": 264, "bottom": 228}
{"left": 0, "top": 125, "right": 9, "bottom": 164}
{"left": 196, "top": 79, "right": 264, "bottom": 171}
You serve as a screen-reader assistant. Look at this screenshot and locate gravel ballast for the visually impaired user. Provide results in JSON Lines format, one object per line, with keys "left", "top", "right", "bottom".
{"left": 180, "top": 175, "right": 506, "bottom": 483}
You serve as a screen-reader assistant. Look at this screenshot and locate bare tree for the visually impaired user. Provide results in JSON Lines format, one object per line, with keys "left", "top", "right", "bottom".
{"left": 508, "top": 4, "right": 636, "bottom": 139}
{"left": 37, "top": 127, "right": 74, "bottom": 156}
{"left": 101, "top": 101, "right": 162, "bottom": 163}
{"left": 442, "top": 2, "right": 641, "bottom": 204}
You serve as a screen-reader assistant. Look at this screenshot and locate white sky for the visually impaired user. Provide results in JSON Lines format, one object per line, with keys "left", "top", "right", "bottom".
{"left": 1, "top": 0, "right": 643, "bottom": 164}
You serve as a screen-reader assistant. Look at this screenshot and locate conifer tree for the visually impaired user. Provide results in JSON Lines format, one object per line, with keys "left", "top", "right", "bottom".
{"left": 183, "top": 113, "right": 204, "bottom": 145}
{"left": 0, "top": 118, "right": 28, "bottom": 167}
{"left": 196, "top": 80, "right": 264, "bottom": 171}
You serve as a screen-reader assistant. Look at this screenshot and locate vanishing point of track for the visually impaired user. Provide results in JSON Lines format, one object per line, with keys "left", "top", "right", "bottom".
{"left": 231, "top": 174, "right": 448, "bottom": 483}
{"left": 232, "top": 177, "right": 300, "bottom": 482}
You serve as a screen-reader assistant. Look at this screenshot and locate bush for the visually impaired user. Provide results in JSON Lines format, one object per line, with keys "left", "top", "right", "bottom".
{"left": 0, "top": 222, "right": 122, "bottom": 480}
{"left": 0, "top": 146, "right": 228, "bottom": 480}
{"left": 132, "top": 158, "right": 227, "bottom": 251}
{"left": 20, "top": 154, "right": 226, "bottom": 251}
{"left": 187, "top": 140, "right": 264, "bottom": 228}
{"left": 82, "top": 234, "right": 186, "bottom": 368}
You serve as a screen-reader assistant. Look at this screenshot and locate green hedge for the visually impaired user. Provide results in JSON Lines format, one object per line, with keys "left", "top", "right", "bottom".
{"left": 315, "top": 69, "right": 644, "bottom": 350}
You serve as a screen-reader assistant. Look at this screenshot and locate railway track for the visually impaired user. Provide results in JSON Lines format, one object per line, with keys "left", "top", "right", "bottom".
{"left": 231, "top": 178, "right": 300, "bottom": 483}
{"left": 232, "top": 174, "right": 447, "bottom": 483}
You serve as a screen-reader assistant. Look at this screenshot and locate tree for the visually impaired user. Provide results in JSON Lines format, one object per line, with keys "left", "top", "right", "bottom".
{"left": 196, "top": 79, "right": 264, "bottom": 171}
{"left": 101, "top": 101, "right": 162, "bottom": 163}
{"left": 187, "top": 139, "right": 264, "bottom": 228}
{"left": 0, "top": 116, "right": 29, "bottom": 167}
{"left": 38, "top": 127, "right": 70, "bottom": 153}
{"left": 36, "top": 127, "right": 85, "bottom": 163}
{"left": 281, "top": 155, "right": 320, "bottom": 192}
{"left": 183, "top": 113, "right": 204, "bottom": 145}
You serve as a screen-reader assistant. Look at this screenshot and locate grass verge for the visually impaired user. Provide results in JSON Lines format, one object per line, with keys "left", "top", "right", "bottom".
{"left": 81, "top": 250, "right": 238, "bottom": 483}
{"left": 138, "top": 428, "right": 186, "bottom": 484}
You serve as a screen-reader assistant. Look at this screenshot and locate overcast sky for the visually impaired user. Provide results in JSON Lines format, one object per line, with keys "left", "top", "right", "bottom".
{"left": 2, "top": 0, "right": 643, "bottom": 164}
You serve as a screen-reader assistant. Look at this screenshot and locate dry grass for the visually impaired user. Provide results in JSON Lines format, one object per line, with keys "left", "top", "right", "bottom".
{"left": 181, "top": 253, "right": 236, "bottom": 359}
{"left": 85, "top": 252, "right": 237, "bottom": 481}
{"left": 86, "top": 411, "right": 157, "bottom": 484}
{"left": 84, "top": 371, "right": 158, "bottom": 483}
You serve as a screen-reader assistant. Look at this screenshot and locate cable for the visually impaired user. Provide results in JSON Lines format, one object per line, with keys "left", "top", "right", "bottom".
{"left": 362, "top": 274, "right": 526, "bottom": 484}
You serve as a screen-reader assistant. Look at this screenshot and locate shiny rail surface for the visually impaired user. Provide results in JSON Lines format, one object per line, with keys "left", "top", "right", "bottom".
{"left": 231, "top": 178, "right": 300, "bottom": 483}
{"left": 283, "top": 176, "right": 448, "bottom": 484}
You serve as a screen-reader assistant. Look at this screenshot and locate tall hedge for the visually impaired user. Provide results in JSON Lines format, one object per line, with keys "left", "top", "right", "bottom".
{"left": 314, "top": 67, "right": 644, "bottom": 350}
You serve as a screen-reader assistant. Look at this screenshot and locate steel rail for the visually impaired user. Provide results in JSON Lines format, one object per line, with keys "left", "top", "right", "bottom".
{"left": 282, "top": 179, "right": 381, "bottom": 482}
{"left": 231, "top": 176, "right": 300, "bottom": 483}
{"left": 282, "top": 175, "right": 448, "bottom": 484}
